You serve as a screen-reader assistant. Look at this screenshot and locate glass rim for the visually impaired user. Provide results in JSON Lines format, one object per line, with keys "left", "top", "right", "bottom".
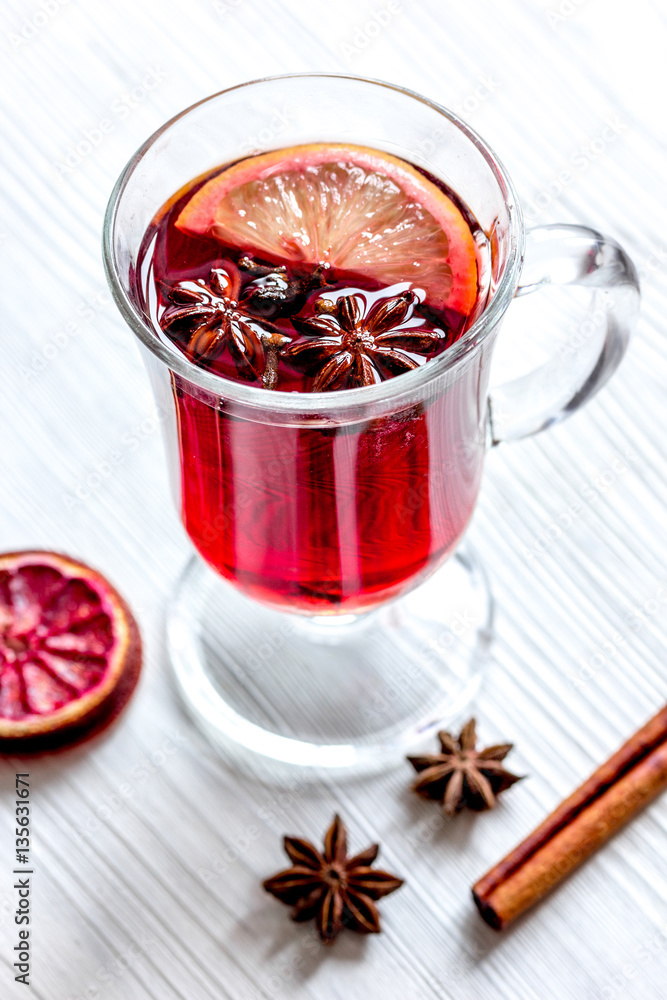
{"left": 102, "top": 71, "right": 525, "bottom": 414}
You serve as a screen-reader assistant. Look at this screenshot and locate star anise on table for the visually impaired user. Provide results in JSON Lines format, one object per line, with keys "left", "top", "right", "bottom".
{"left": 407, "top": 718, "right": 523, "bottom": 815}
{"left": 282, "top": 290, "right": 447, "bottom": 391}
{"left": 159, "top": 267, "right": 290, "bottom": 388}
{"left": 263, "top": 814, "right": 404, "bottom": 944}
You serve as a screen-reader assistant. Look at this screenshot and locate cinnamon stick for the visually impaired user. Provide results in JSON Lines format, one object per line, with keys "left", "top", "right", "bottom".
{"left": 472, "top": 705, "right": 667, "bottom": 929}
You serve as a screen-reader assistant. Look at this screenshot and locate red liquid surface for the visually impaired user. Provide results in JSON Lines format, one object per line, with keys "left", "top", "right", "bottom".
{"left": 135, "top": 153, "right": 488, "bottom": 612}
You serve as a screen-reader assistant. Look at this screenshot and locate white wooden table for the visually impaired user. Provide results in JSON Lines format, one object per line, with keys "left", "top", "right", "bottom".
{"left": 2, "top": 1, "right": 666, "bottom": 997}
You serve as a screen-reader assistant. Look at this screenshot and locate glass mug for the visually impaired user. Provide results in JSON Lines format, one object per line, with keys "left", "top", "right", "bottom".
{"left": 104, "top": 75, "right": 639, "bottom": 772}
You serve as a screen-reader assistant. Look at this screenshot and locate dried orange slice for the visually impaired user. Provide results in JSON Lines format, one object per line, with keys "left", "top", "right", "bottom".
{"left": 176, "top": 143, "right": 479, "bottom": 316}
{"left": 0, "top": 551, "right": 141, "bottom": 750}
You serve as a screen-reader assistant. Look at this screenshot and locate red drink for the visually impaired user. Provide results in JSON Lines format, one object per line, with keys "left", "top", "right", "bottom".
{"left": 134, "top": 144, "right": 488, "bottom": 612}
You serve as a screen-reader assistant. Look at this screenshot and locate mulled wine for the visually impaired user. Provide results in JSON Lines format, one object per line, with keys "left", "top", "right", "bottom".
{"left": 133, "top": 143, "right": 488, "bottom": 612}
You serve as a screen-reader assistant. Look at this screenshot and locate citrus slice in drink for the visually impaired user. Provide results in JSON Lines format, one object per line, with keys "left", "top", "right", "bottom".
{"left": 0, "top": 551, "right": 142, "bottom": 750}
{"left": 176, "top": 143, "right": 479, "bottom": 316}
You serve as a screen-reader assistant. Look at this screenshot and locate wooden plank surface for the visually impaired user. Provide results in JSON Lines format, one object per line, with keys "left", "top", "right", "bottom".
{"left": 1, "top": 0, "right": 666, "bottom": 997}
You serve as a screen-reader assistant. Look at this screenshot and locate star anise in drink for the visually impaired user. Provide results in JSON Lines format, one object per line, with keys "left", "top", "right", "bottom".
{"left": 408, "top": 718, "right": 523, "bottom": 815}
{"left": 237, "top": 255, "right": 331, "bottom": 319}
{"left": 282, "top": 290, "right": 448, "bottom": 391}
{"left": 159, "top": 267, "right": 289, "bottom": 388}
{"left": 263, "top": 814, "right": 404, "bottom": 944}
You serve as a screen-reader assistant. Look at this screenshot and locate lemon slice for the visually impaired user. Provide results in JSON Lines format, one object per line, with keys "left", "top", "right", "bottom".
{"left": 176, "top": 143, "right": 479, "bottom": 316}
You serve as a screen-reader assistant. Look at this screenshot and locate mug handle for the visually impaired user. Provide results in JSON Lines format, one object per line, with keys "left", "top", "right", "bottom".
{"left": 488, "top": 224, "right": 640, "bottom": 445}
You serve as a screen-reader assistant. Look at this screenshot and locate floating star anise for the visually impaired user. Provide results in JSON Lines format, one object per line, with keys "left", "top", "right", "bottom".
{"left": 408, "top": 718, "right": 523, "bottom": 815}
{"left": 282, "top": 290, "right": 447, "bottom": 391}
{"left": 263, "top": 814, "right": 404, "bottom": 944}
{"left": 237, "top": 255, "right": 330, "bottom": 319}
{"left": 160, "top": 267, "right": 289, "bottom": 388}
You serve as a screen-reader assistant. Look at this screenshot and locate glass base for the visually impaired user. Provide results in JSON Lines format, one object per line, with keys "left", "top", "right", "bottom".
{"left": 167, "top": 547, "right": 493, "bottom": 775}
